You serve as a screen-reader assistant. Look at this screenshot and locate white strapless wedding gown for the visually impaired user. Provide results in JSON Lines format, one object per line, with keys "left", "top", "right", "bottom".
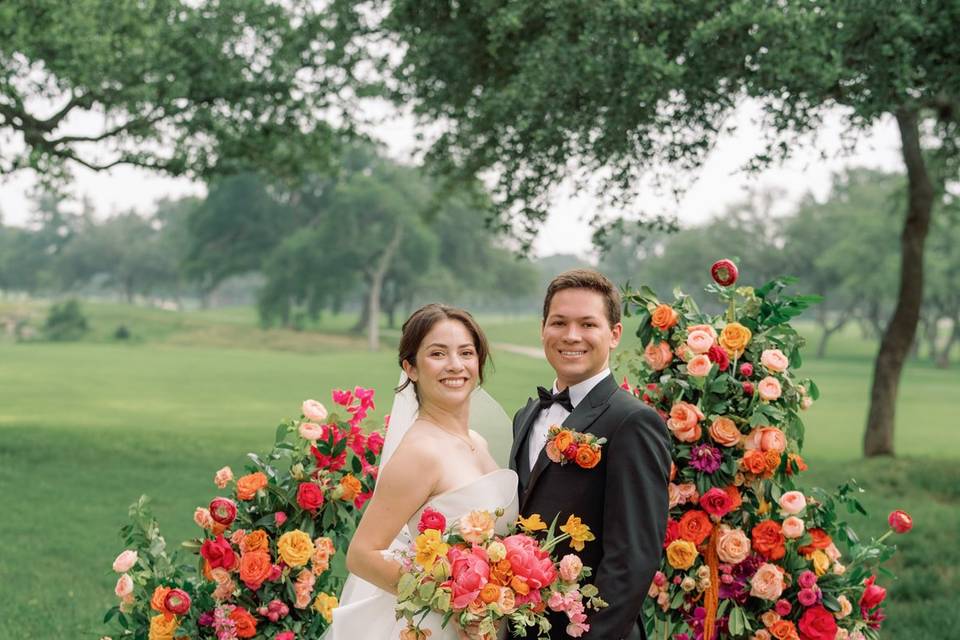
{"left": 323, "top": 469, "right": 519, "bottom": 640}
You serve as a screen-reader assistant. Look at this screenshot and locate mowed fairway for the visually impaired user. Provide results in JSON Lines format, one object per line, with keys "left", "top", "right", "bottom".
{"left": 1, "top": 305, "right": 958, "bottom": 639}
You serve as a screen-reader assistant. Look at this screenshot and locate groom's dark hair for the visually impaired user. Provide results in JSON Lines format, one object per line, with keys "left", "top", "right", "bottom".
{"left": 543, "top": 269, "right": 621, "bottom": 328}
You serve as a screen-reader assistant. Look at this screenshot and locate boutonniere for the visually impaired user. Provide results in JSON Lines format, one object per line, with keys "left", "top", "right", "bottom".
{"left": 544, "top": 425, "right": 606, "bottom": 469}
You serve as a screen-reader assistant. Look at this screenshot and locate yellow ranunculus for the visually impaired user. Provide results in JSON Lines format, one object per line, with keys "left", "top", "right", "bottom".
{"left": 313, "top": 592, "right": 338, "bottom": 622}
{"left": 148, "top": 614, "right": 179, "bottom": 640}
{"left": 517, "top": 514, "right": 548, "bottom": 533}
{"left": 415, "top": 529, "right": 449, "bottom": 571}
{"left": 810, "top": 549, "right": 830, "bottom": 576}
{"left": 666, "top": 540, "right": 699, "bottom": 570}
{"left": 560, "top": 515, "right": 596, "bottom": 552}
{"left": 719, "top": 322, "right": 752, "bottom": 357}
{"left": 277, "top": 530, "right": 315, "bottom": 567}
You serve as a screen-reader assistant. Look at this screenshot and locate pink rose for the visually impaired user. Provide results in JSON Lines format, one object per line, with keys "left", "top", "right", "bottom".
{"left": 643, "top": 341, "right": 673, "bottom": 371}
{"left": 194, "top": 507, "right": 214, "bottom": 530}
{"left": 716, "top": 525, "right": 751, "bottom": 564}
{"left": 700, "top": 487, "right": 734, "bottom": 519}
{"left": 758, "top": 377, "right": 782, "bottom": 401}
{"left": 687, "top": 329, "right": 716, "bottom": 354}
{"left": 798, "top": 570, "right": 818, "bottom": 589}
{"left": 558, "top": 554, "right": 583, "bottom": 582}
{"left": 447, "top": 546, "right": 491, "bottom": 608}
{"left": 112, "top": 550, "right": 138, "bottom": 573}
{"left": 798, "top": 587, "right": 820, "bottom": 607}
{"left": 686, "top": 354, "right": 713, "bottom": 377}
{"left": 778, "top": 491, "right": 807, "bottom": 515}
{"left": 114, "top": 574, "right": 134, "bottom": 598}
{"left": 298, "top": 422, "right": 325, "bottom": 441}
{"left": 775, "top": 599, "right": 792, "bottom": 616}
{"left": 214, "top": 466, "right": 234, "bottom": 489}
{"left": 677, "top": 483, "right": 699, "bottom": 504}
{"left": 302, "top": 399, "right": 329, "bottom": 422}
{"left": 781, "top": 516, "right": 806, "bottom": 539}
{"left": 749, "top": 563, "right": 785, "bottom": 600}
{"left": 760, "top": 349, "right": 789, "bottom": 373}
{"left": 746, "top": 427, "right": 787, "bottom": 453}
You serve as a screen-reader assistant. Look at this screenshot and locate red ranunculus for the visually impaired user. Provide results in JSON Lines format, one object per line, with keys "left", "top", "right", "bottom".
{"left": 209, "top": 497, "right": 237, "bottom": 526}
{"left": 860, "top": 575, "right": 887, "bottom": 611}
{"left": 163, "top": 588, "right": 191, "bottom": 615}
{"left": 418, "top": 507, "right": 447, "bottom": 533}
{"left": 797, "top": 605, "right": 838, "bottom": 640}
{"left": 751, "top": 520, "right": 786, "bottom": 561}
{"left": 200, "top": 534, "right": 236, "bottom": 570}
{"left": 563, "top": 444, "right": 578, "bottom": 460}
{"left": 888, "top": 510, "right": 913, "bottom": 534}
{"left": 699, "top": 487, "right": 734, "bottom": 519}
{"left": 711, "top": 259, "right": 739, "bottom": 286}
{"left": 707, "top": 345, "right": 730, "bottom": 371}
{"left": 296, "top": 482, "right": 325, "bottom": 513}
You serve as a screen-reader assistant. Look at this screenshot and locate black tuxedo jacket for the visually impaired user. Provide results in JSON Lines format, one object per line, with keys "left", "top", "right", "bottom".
{"left": 509, "top": 373, "right": 671, "bottom": 640}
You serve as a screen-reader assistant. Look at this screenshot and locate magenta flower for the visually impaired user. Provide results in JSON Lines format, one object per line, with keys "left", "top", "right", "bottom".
{"left": 690, "top": 444, "right": 723, "bottom": 474}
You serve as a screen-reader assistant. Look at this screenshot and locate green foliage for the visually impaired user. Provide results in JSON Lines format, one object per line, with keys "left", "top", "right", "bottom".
{"left": 43, "top": 299, "right": 89, "bottom": 341}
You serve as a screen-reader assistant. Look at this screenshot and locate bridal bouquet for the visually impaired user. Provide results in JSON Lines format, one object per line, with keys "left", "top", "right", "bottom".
{"left": 622, "top": 261, "right": 909, "bottom": 640}
{"left": 103, "top": 388, "right": 385, "bottom": 640}
{"left": 395, "top": 510, "right": 607, "bottom": 640}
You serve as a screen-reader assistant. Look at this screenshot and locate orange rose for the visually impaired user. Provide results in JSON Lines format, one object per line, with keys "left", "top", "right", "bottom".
{"left": 650, "top": 304, "right": 679, "bottom": 330}
{"left": 339, "top": 474, "right": 362, "bottom": 502}
{"left": 150, "top": 586, "right": 172, "bottom": 615}
{"left": 239, "top": 551, "right": 272, "bottom": 589}
{"left": 798, "top": 528, "right": 833, "bottom": 556}
{"left": 724, "top": 485, "right": 743, "bottom": 511}
{"left": 769, "top": 619, "right": 799, "bottom": 640}
{"left": 741, "top": 449, "right": 769, "bottom": 475}
{"left": 490, "top": 559, "right": 513, "bottom": 586}
{"left": 678, "top": 509, "right": 713, "bottom": 545}
{"left": 229, "top": 606, "right": 257, "bottom": 638}
{"left": 480, "top": 583, "right": 500, "bottom": 604}
{"left": 751, "top": 520, "right": 786, "bottom": 561}
{"left": 236, "top": 472, "right": 268, "bottom": 501}
{"left": 575, "top": 444, "right": 601, "bottom": 469}
{"left": 553, "top": 430, "right": 574, "bottom": 453}
{"left": 719, "top": 322, "right": 752, "bottom": 356}
{"left": 240, "top": 530, "right": 269, "bottom": 554}
{"left": 708, "top": 417, "right": 741, "bottom": 447}
{"left": 763, "top": 450, "right": 782, "bottom": 476}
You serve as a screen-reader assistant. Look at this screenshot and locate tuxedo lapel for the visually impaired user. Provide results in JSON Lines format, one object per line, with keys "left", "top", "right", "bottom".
{"left": 521, "top": 374, "right": 619, "bottom": 508}
{"left": 509, "top": 399, "right": 540, "bottom": 484}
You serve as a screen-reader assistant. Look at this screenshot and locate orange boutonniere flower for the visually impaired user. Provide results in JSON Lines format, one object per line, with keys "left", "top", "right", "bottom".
{"left": 544, "top": 425, "right": 606, "bottom": 469}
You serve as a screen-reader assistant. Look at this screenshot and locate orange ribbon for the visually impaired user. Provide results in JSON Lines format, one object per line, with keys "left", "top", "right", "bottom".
{"left": 703, "top": 526, "right": 720, "bottom": 640}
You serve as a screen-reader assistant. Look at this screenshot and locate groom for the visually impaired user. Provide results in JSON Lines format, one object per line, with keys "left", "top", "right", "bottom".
{"left": 510, "top": 269, "right": 671, "bottom": 640}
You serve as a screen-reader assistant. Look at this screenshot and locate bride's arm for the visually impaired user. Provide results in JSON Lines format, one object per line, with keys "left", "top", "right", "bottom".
{"left": 345, "top": 439, "right": 440, "bottom": 593}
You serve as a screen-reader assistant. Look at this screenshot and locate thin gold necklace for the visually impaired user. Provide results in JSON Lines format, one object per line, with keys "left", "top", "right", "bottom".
{"left": 419, "top": 414, "right": 476, "bottom": 452}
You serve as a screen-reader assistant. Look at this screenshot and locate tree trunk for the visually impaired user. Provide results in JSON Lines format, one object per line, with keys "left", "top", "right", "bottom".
{"left": 351, "top": 292, "right": 370, "bottom": 334}
{"left": 936, "top": 317, "right": 958, "bottom": 369}
{"left": 863, "top": 110, "right": 934, "bottom": 457}
{"left": 815, "top": 306, "right": 850, "bottom": 359}
{"left": 366, "top": 224, "right": 405, "bottom": 351}
{"left": 923, "top": 314, "right": 939, "bottom": 362}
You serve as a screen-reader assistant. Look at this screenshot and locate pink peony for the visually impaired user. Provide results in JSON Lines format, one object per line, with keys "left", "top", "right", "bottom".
{"left": 778, "top": 491, "right": 807, "bottom": 515}
{"left": 214, "top": 466, "right": 234, "bottom": 489}
{"left": 686, "top": 354, "right": 713, "bottom": 377}
{"left": 760, "top": 348, "right": 789, "bottom": 373}
{"left": 503, "top": 534, "right": 558, "bottom": 599}
{"left": 758, "top": 377, "right": 782, "bottom": 401}
{"left": 447, "top": 546, "right": 491, "bottom": 609}
{"left": 558, "top": 554, "right": 583, "bottom": 582}
{"left": 112, "top": 550, "right": 138, "bottom": 573}
{"left": 302, "top": 399, "right": 328, "bottom": 422}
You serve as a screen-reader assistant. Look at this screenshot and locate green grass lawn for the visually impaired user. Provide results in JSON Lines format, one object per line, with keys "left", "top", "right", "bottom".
{"left": 1, "top": 300, "right": 957, "bottom": 639}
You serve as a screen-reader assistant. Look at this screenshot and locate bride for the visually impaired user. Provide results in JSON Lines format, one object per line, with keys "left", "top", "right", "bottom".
{"left": 324, "top": 304, "right": 519, "bottom": 640}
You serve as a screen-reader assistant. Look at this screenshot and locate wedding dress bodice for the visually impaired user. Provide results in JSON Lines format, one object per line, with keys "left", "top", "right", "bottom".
{"left": 406, "top": 468, "right": 519, "bottom": 540}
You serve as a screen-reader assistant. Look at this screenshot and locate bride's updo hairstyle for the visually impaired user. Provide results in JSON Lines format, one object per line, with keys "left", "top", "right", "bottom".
{"left": 396, "top": 303, "right": 491, "bottom": 400}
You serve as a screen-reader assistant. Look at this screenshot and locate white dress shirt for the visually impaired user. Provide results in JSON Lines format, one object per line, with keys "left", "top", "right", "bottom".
{"left": 527, "top": 368, "right": 611, "bottom": 470}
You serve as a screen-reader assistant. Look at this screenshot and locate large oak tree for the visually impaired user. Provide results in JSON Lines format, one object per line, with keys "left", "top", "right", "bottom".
{"left": 381, "top": 0, "right": 959, "bottom": 456}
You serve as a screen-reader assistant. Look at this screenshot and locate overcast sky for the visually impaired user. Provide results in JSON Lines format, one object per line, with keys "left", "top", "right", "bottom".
{"left": 0, "top": 100, "right": 904, "bottom": 258}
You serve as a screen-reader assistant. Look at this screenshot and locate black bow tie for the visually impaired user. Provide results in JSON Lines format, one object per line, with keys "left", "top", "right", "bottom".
{"left": 537, "top": 386, "right": 574, "bottom": 413}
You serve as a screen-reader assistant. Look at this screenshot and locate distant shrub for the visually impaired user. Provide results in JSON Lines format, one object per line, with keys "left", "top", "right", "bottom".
{"left": 43, "top": 299, "right": 89, "bottom": 341}
{"left": 114, "top": 325, "right": 131, "bottom": 340}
